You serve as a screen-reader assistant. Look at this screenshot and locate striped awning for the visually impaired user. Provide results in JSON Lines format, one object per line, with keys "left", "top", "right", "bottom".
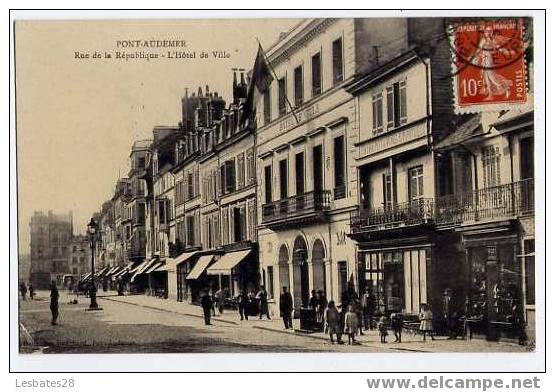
{"left": 145, "top": 261, "right": 164, "bottom": 274}
{"left": 174, "top": 251, "right": 198, "bottom": 266}
{"left": 130, "top": 258, "right": 158, "bottom": 282}
{"left": 186, "top": 255, "right": 214, "bottom": 280}
{"left": 206, "top": 250, "right": 251, "bottom": 276}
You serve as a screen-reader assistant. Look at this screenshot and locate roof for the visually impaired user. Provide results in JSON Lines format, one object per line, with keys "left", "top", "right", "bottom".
{"left": 491, "top": 110, "right": 533, "bottom": 133}
{"left": 435, "top": 115, "right": 484, "bottom": 150}
{"left": 346, "top": 50, "right": 422, "bottom": 95}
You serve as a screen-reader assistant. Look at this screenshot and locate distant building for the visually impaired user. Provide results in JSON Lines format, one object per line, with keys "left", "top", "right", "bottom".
{"left": 29, "top": 210, "right": 73, "bottom": 288}
{"left": 67, "top": 235, "right": 91, "bottom": 281}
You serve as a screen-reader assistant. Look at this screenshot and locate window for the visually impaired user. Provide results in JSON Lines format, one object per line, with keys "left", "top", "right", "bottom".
{"left": 279, "top": 159, "right": 288, "bottom": 199}
{"left": 295, "top": 152, "right": 305, "bottom": 195}
{"left": 386, "top": 81, "right": 407, "bottom": 129}
{"left": 246, "top": 148, "right": 255, "bottom": 185}
{"left": 383, "top": 173, "right": 393, "bottom": 208}
{"left": 267, "top": 266, "right": 274, "bottom": 299}
{"left": 220, "top": 159, "right": 236, "bottom": 194}
{"left": 278, "top": 77, "right": 287, "bottom": 115}
{"left": 482, "top": 145, "right": 501, "bottom": 188}
{"left": 237, "top": 152, "right": 245, "bottom": 189}
{"left": 524, "top": 239, "right": 535, "bottom": 305}
{"left": 311, "top": 52, "right": 322, "bottom": 96}
{"left": 372, "top": 92, "right": 384, "bottom": 133}
{"left": 333, "top": 135, "right": 346, "bottom": 199}
{"left": 263, "top": 89, "right": 271, "bottom": 124}
{"left": 313, "top": 145, "right": 323, "bottom": 192}
{"left": 294, "top": 65, "right": 303, "bottom": 107}
{"left": 247, "top": 198, "right": 256, "bottom": 241}
{"left": 408, "top": 166, "right": 424, "bottom": 201}
{"left": 520, "top": 137, "right": 534, "bottom": 180}
{"left": 332, "top": 37, "right": 343, "bottom": 85}
{"left": 264, "top": 165, "right": 273, "bottom": 204}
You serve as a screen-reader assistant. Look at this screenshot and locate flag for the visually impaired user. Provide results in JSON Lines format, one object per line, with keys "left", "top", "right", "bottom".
{"left": 241, "top": 44, "right": 274, "bottom": 125}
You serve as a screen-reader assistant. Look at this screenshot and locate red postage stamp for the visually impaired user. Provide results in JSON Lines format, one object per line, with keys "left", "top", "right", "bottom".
{"left": 450, "top": 18, "right": 529, "bottom": 113}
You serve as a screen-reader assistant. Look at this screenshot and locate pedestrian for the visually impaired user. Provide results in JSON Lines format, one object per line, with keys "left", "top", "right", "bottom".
{"left": 324, "top": 300, "right": 341, "bottom": 344}
{"left": 378, "top": 315, "right": 388, "bottom": 343}
{"left": 344, "top": 304, "right": 360, "bottom": 345}
{"left": 353, "top": 298, "right": 365, "bottom": 335}
{"left": 28, "top": 283, "right": 35, "bottom": 300}
{"left": 215, "top": 288, "right": 225, "bottom": 314}
{"left": 209, "top": 288, "right": 216, "bottom": 316}
{"left": 419, "top": 303, "right": 435, "bottom": 341}
{"left": 50, "top": 280, "right": 59, "bottom": 326}
{"left": 257, "top": 286, "right": 271, "bottom": 320}
{"left": 237, "top": 290, "right": 249, "bottom": 320}
{"left": 308, "top": 290, "right": 318, "bottom": 309}
{"left": 20, "top": 282, "right": 27, "bottom": 301}
{"left": 390, "top": 311, "right": 403, "bottom": 343}
{"left": 315, "top": 290, "right": 328, "bottom": 331}
{"left": 279, "top": 286, "right": 293, "bottom": 329}
{"left": 442, "top": 288, "right": 455, "bottom": 338}
{"left": 361, "top": 286, "right": 375, "bottom": 330}
{"left": 200, "top": 290, "right": 213, "bottom": 325}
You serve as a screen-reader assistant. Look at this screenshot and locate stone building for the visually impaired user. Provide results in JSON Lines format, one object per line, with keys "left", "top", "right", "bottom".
{"left": 29, "top": 210, "right": 74, "bottom": 288}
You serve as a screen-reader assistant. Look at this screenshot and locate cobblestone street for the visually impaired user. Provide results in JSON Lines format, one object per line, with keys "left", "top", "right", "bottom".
{"left": 19, "top": 291, "right": 530, "bottom": 354}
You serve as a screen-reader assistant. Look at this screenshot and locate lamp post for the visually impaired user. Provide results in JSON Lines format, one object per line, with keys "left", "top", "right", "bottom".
{"left": 87, "top": 218, "right": 102, "bottom": 311}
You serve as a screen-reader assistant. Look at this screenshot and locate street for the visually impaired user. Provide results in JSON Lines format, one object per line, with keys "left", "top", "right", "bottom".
{"left": 19, "top": 291, "right": 531, "bottom": 354}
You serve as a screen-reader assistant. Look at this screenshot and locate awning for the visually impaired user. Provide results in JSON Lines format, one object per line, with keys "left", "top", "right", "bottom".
{"left": 206, "top": 250, "right": 251, "bottom": 275}
{"left": 94, "top": 267, "right": 108, "bottom": 277}
{"left": 81, "top": 272, "right": 91, "bottom": 281}
{"left": 145, "top": 261, "right": 163, "bottom": 274}
{"left": 105, "top": 266, "right": 118, "bottom": 276}
{"left": 154, "top": 263, "right": 169, "bottom": 272}
{"left": 130, "top": 258, "right": 158, "bottom": 282}
{"left": 113, "top": 267, "right": 130, "bottom": 279}
{"left": 435, "top": 115, "right": 484, "bottom": 150}
{"left": 186, "top": 255, "right": 214, "bottom": 280}
{"left": 129, "top": 259, "right": 149, "bottom": 275}
{"left": 174, "top": 251, "right": 198, "bottom": 266}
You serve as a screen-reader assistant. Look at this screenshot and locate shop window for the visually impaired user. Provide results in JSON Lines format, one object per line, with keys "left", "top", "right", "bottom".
{"left": 524, "top": 239, "right": 535, "bottom": 305}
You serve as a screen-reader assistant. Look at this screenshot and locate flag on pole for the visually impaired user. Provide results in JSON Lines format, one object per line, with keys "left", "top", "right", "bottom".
{"left": 240, "top": 44, "right": 274, "bottom": 125}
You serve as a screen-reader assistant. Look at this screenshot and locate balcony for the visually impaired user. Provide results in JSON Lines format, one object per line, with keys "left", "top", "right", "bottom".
{"left": 262, "top": 190, "right": 332, "bottom": 229}
{"left": 435, "top": 178, "right": 534, "bottom": 226}
{"left": 350, "top": 198, "right": 435, "bottom": 234}
{"left": 349, "top": 179, "right": 535, "bottom": 235}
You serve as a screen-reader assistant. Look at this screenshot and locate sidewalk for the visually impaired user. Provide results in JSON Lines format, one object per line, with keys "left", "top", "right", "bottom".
{"left": 99, "top": 294, "right": 532, "bottom": 353}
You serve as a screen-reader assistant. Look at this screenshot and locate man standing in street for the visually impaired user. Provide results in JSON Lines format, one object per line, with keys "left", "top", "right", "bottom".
{"left": 279, "top": 286, "right": 293, "bottom": 329}
{"left": 50, "top": 280, "right": 60, "bottom": 326}
{"left": 200, "top": 290, "right": 213, "bottom": 325}
{"left": 257, "top": 285, "right": 271, "bottom": 320}
{"left": 20, "top": 282, "right": 27, "bottom": 301}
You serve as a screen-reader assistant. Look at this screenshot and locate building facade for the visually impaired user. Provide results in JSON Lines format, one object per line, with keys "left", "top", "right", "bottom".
{"left": 29, "top": 210, "right": 74, "bottom": 288}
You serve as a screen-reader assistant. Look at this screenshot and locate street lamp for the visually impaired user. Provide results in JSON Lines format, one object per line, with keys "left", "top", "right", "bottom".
{"left": 87, "top": 218, "right": 102, "bottom": 311}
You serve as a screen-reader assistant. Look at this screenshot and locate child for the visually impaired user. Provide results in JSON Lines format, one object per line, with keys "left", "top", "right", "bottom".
{"left": 390, "top": 312, "right": 403, "bottom": 343}
{"left": 344, "top": 304, "right": 360, "bottom": 345}
{"left": 378, "top": 315, "right": 388, "bottom": 343}
{"left": 419, "top": 303, "right": 435, "bottom": 341}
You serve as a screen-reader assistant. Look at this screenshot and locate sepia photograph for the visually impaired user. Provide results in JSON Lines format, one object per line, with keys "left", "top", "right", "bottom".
{"left": 10, "top": 10, "right": 544, "bottom": 373}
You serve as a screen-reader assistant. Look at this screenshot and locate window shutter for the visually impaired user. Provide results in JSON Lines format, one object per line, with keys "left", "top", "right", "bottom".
{"left": 386, "top": 87, "right": 394, "bottom": 129}
{"left": 399, "top": 80, "right": 407, "bottom": 123}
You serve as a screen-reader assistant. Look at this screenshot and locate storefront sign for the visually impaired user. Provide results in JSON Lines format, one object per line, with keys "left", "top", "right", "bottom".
{"left": 277, "top": 103, "right": 320, "bottom": 133}
{"left": 359, "top": 122, "right": 427, "bottom": 158}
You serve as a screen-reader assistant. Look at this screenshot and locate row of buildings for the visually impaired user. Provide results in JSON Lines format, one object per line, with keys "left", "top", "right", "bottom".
{"left": 75, "top": 17, "right": 534, "bottom": 341}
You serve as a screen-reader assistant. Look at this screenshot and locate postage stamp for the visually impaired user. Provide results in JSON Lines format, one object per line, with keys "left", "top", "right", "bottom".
{"left": 449, "top": 18, "right": 529, "bottom": 114}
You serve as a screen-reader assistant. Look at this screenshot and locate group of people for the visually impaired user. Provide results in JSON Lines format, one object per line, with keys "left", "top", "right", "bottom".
{"left": 19, "top": 282, "right": 35, "bottom": 301}
{"left": 199, "top": 286, "right": 272, "bottom": 325}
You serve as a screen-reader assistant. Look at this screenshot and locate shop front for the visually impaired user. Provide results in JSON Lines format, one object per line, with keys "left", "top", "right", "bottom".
{"left": 357, "top": 242, "right": 431, "bottom": 316}
{"left": 185, "top": 254, "right": 216, "bottom": 304}
{"left": 458, "top": 222, "right": 525, "bottom": 341}
{"left": 174, "top": 251, "right": 198, "bottom": 302}
{"left": 206, "top": 248, "right": 257, "bottom": 298}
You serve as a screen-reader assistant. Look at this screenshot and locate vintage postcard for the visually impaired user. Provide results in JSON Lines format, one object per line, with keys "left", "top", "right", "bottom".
{"left": 11, "top": 11, "right": 544, "bottom": 372}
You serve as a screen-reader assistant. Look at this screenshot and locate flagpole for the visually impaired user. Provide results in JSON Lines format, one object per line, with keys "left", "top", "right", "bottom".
{"left": 255, "top": 38, "right": 300, "bottom": 124}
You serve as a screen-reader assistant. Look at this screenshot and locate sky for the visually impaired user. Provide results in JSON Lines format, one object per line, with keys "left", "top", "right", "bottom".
{"left": 15, "top": 18, "right": 301, "bottom": 255}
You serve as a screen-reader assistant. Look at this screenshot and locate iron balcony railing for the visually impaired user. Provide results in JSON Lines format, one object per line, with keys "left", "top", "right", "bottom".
{"left": 262, "top": 190, "right": 332, "bottom": 223}
{"left": 435, "top": 178, "right": 534, "bottom": 225}
{"left": 350, "top": 179, "right": 534, "bottom": 233}
{"left": 350, "top": 198, "right": 435, "bottom": 233}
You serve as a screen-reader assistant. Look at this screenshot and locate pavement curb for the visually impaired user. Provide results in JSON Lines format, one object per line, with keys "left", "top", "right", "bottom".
{"left": 100, "top": 296, "right": 239, "bottom": 325}
{"left": 251, "top": 325, "right": 429, "bottom": 352}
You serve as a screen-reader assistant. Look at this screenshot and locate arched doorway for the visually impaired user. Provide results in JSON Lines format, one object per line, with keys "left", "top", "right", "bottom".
{"left": 292, "top": 235, "right": 309, "bottom": 309}
{"left": 312, "top": 239, "right": 326, "bottom": 298}
{"left": 278, "top": 244, "right": 290, "bottom": 293}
